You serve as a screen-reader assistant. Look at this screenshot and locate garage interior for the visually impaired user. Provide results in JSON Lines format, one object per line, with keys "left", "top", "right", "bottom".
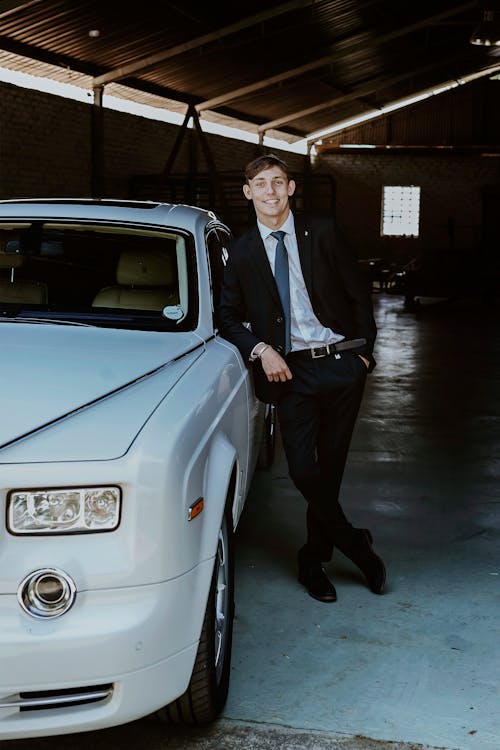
{"left": 0, "top": 2, "right": 499, "bottom": 749}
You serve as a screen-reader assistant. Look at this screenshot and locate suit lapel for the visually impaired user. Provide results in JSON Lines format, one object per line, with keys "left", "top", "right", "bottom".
{"left": 294, "top": 215, "right": 313, "bottom": 298}
{"left": 247, "top": 225, "right": 281, "bottom": 306}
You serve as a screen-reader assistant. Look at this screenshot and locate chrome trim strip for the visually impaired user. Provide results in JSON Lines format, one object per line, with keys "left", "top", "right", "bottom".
{"left": 0, "top": 686, "right": 113, "bottom": 709}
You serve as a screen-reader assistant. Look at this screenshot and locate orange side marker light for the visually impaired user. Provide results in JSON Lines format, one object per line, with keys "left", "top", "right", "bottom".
{"left": 188, "top": 497, "right": 204, "bottom": 521}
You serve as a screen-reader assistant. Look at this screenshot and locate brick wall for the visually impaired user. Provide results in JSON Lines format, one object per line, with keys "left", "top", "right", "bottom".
{"left": 1, "top": 79, "right": 499, "bottom": 267}
{"left": 0, "top": 83, "right": 92, "bottom": 197}
{"left": 0, "top": 80, "right": 304, "bottom": 200}
{"left": 315, "top": 151, "right": 500, "bottom": 264}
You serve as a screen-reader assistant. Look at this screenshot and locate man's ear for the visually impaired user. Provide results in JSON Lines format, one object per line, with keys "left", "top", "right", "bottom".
{"left": 288, "top": 179, "right": 296, "bottom": 197}
{"left": 243, "top": 184, "right": 252, "bottom": 201}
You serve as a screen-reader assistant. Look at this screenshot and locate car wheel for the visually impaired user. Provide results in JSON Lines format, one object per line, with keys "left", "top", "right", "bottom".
{"left": 257, "top": 403, "right": 276, "bottom": 470}
{"left": 156, "top": 508, "right": 235, "bottom": 724}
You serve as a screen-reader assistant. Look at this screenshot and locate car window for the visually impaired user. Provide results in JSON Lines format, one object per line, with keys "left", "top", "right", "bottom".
{"left": 0, "top": 222, "right": 197, "bottom": 331}
{"left": 205, "top": 224, "right": 231, "bottom": 331}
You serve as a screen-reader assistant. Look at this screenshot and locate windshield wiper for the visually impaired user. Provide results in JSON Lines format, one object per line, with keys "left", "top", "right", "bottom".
{"left": 0, "top": 315, "right": 94, "bottom": 327}
{"left": 0, "top": 308, "right": 182, "bottom": 330}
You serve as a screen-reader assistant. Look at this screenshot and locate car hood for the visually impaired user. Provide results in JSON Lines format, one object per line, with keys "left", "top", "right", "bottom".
{"left": 0, "top": 322, "right": 204, "bottom": 460}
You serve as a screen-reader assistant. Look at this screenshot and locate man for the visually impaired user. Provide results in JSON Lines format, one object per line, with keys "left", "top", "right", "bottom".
{"left": 219, "top": 153, "right": 386, "bottom": 603}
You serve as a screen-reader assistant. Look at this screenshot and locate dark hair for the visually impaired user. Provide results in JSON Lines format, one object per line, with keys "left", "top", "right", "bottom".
{"left": 244, "top": 153, "right": 292, "bottom": 182}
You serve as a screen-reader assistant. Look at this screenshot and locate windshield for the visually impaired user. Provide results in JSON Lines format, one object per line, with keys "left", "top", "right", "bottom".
{"left": 0, "top": 221, "right": 197, "bottom": 330}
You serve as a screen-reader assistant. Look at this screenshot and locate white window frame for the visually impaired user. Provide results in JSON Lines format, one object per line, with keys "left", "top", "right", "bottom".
{"left": 381, "top": 185, "right": 420, "bottom": 237}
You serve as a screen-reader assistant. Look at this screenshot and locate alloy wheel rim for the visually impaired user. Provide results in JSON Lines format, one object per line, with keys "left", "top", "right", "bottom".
{"left": 214, "top": 520, "right": 229, "bottom": 684}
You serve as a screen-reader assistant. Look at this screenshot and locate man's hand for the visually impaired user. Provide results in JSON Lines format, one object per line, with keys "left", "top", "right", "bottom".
{"left": 358, "top": 355, "right": 370, "bottom": 369}
{"left": 260, "top": 347, "right": 293, "bottom": 382}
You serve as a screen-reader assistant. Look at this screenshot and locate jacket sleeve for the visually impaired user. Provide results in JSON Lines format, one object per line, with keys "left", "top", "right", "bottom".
{"left": 219, "top": 247, "right": 261, "bottom": 362}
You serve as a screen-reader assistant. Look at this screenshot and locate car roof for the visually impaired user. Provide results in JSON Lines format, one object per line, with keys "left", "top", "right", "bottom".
{"left": 0, "top": 198, "right": 222, "bottom": 233}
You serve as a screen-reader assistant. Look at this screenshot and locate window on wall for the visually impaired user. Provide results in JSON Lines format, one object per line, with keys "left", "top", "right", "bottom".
{"left": 381, "top": 185, "right": 420, "bottom": 237}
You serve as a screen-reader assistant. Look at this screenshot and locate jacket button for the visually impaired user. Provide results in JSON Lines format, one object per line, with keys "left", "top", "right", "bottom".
{"left": 276, "top": 316, "right": 283, "bottom": 323}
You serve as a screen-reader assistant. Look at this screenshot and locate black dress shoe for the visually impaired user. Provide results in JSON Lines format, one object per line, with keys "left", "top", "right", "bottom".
{"left": 336, "top": 528, "right": 386, "bottom": 595}
{"left": 297, "top": 548, "right": 337, "bottom": 602}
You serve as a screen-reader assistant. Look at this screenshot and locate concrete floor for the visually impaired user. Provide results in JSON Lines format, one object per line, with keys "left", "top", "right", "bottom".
{"left": 223, "top": 292, "right": 500, "bottom": 750}
{"left": 6, "top": 292, "right": 499, "bottom": 750}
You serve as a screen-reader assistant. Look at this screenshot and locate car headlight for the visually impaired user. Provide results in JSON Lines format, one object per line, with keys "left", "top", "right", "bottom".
{"left": 7, "top": 486, "right": 121, "bottom": 535}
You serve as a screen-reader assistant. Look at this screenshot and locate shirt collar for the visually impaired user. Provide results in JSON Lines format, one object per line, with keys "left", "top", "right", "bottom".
{"left": 258, "top": 211, "right": 295, "bottom": 241}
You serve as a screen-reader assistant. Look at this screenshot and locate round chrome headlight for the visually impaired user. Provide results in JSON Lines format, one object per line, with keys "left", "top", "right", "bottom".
{"left": 18, "top": 568, "right": 76, "bottom": 619}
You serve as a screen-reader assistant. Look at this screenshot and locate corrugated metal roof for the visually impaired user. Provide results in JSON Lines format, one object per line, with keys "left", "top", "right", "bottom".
{"left": 0, "top": 0, "right": 496, "bottom": 144}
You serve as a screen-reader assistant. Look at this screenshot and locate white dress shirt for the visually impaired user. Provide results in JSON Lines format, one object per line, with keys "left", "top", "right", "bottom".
{"left": 255, "top": 212, "right": 344, "bottom": 354}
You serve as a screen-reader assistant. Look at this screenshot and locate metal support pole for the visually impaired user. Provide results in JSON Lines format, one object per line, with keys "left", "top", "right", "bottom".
{"left": 162, "top": 105, "right": 193, "bottom": 175}
{"left": 190, "top": 110, "right": 230, "bottom": 222}
{"left": 91, "top": 85, "right": 104, "bottom": 198}
{"left": 305, "top": 142, "right": 312, "bottom": 173}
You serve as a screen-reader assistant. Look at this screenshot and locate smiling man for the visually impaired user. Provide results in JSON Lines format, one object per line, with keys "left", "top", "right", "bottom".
{"left": 220, "top": 153, "right": 386, "bottom": 603}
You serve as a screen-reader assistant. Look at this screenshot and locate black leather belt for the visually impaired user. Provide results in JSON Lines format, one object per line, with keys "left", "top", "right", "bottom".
{"left": 289, "top": 338, "right": 367, "bottom": 359}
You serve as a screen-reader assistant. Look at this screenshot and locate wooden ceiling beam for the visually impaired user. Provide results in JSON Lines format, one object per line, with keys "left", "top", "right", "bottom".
{"left": 197, "top": 2, "right": 476, "bottom": 117}
{"left": 257, "top": 59, "right": 460, "bottom": 132}
{"left": 92, "top": 0, "right": 317, "bottom": 86}
{"left": 0, "top": 0, "right": 43, "bottom": 20}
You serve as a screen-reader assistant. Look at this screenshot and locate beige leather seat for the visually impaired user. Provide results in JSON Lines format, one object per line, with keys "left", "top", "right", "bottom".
{"left": 92, "top": 248, "right": 179, "bottom": 311}
{"left": 0, "top": 251, "right": 48, "bottom": 304}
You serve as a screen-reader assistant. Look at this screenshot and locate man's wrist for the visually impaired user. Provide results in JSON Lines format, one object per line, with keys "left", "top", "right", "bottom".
{"left": 256, "top": 344, "right": 270, "bottom": 359}
{"left": 250, "top": 342, "right": 269, "bottom": 362}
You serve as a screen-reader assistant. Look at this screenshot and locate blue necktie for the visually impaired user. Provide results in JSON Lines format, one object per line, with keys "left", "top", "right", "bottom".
{"left": 271, "top": 230, "right": 291, "bottom": 354}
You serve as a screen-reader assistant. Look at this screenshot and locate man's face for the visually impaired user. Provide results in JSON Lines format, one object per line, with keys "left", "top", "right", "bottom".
{"left": 243, "top": 165, "right": 296, "bottom": 228}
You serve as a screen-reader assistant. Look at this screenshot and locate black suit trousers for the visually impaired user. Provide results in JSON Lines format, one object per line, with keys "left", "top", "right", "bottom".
{"left": 276, "top": 349, "right": 368, "bottom": 562}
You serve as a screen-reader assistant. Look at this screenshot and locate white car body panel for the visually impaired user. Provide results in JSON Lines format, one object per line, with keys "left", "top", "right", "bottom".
{"left": 0, "top": 199, "right": 264, "bottom": 738}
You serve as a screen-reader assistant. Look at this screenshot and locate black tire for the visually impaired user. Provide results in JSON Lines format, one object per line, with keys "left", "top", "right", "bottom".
{"left": 156, "top": 509, "right": 235, "bottom": 724}
{"left": 256, "top": 403, "right": 276, "bottom": 470}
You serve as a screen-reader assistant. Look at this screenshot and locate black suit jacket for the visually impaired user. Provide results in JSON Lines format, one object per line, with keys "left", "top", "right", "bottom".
{"left": 219, "top": 214, "right": 377, "bottom": 403}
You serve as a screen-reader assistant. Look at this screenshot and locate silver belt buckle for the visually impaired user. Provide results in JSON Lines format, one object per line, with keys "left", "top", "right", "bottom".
{"left": 311, "top": 345, "right": 329, "bottom": 359}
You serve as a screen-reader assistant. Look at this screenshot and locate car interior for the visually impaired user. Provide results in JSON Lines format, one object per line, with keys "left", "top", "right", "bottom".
{"left": 0, "top": 223, "right": 192, "bottom": 327}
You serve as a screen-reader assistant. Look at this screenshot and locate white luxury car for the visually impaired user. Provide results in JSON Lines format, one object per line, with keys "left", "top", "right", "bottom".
{"left": 0, "top": 198, "right": 275, "bottom": 739}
